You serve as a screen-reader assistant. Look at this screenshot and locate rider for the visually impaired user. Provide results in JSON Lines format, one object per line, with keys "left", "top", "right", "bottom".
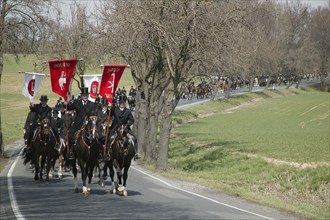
{"left": 98, "top": 99, "right": 109, "bottom": 123}
{"left": 108, "top": 95, "right": 140, "bottom": 160}
{"left": 25, "top": 95, "right": 60, "bottom": 152}
{"left": 65, "top": 87, "right": 98, "bottom": 159}
{"left": 128, "top": 86, "right": 136, "bottom": 97}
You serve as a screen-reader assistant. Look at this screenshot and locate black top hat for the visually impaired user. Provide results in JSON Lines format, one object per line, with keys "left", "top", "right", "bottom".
{"left": 101, "top": 99, "right": 108, "bottom": 106}
{"left": 81, "top": 87, "right": 89, "bottom": 95}
{"left": 118, "top": 95, "right": 127, "bottom": 103}
{"left": 40, "top": 95, "right": 48, "bottom": 101}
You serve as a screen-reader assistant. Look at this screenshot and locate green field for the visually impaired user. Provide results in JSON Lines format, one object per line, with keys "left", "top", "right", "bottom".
{"left": 163, "top": 89, "right": 330, "bottom": 220}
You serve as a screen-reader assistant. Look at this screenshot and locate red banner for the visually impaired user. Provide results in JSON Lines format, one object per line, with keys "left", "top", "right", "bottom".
{"left": 48, "top": 59, "right": 78, "bottom": 101}
{"left": 99, "top": 64, "right": 127, "bottom": 104}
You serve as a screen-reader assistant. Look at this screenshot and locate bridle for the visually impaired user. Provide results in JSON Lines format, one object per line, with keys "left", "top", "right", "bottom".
{"left": 115, "top": 126, "right": 130, "bottom": 156}
{"left": 80, "top": 116, "right": 99, "bottom": 148}
{"left": 38, "top": 118, "right": 51, "bottom": 146}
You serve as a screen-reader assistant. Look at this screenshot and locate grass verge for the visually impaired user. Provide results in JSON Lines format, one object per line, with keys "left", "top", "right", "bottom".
{"left": 144, "top": 88, "right": 330, "bottom": 220}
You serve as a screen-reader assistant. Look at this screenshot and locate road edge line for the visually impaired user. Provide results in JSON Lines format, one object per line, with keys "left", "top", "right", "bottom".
{"left": 7, "top": 148, "right": 26, "bottom": 220}
{"left": 132, "top": 166, "right": 274, "bottom": 220}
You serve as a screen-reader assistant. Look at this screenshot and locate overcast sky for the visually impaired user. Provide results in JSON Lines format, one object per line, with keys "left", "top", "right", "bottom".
{"left": 57, "top": 0, "right": 329, "bottom": 22}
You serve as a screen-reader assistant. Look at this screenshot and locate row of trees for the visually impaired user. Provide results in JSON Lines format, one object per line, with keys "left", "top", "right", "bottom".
{"left": 1, "top": 0, "right": 329, "bottom": 169}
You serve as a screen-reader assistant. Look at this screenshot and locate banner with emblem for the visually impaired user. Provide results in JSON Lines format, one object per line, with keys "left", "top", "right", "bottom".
{"left": 48, "top": 59, "right": 78, "bottom": 101}
{"left": 22, "top": 72, "right": 45, "bottom": 102}
{"left": 83, "top": 74, "right": 102, "bottom": 102}
{"left": 99, "top": 64, "right": 127, "bottom": 104}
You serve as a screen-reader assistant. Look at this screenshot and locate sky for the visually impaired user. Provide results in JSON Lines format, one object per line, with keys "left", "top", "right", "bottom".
{"left": 57, "top": 0, "right": 329, "bottom": 22}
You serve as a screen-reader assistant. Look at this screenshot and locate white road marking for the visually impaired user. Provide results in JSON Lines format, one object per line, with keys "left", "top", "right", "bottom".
{"left": 7, "top": 148, "right": 26, "bottom": 220}
{"left": 132, "top": 166, "right": 274, "bottom": 220}
{"left": 7, "top": 149, "right": 271, "bottom": 220}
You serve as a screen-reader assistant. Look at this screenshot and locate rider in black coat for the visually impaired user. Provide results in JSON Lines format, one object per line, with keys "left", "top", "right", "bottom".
{"left": 98, "top": 99, "right": 109, "bottom": 123}
{"left": 25, "top": 95, "right": 60, "bottom": 151}
{"left": 65, "top": 87, "right": 98, "bottom": 159}
{"left": 109, "top": 95, "right": 140, "bottom": 160}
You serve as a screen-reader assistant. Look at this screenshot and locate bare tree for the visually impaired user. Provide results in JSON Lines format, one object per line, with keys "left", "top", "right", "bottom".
{"left": 0, "top": 0, "right": 51, "bottom": 155}
{"left": 309, "top": 7, "right": 330, "bottom": 91}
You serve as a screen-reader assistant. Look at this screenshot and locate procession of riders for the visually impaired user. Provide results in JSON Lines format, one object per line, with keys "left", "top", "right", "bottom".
{"left": 23, "top": 85, "right": 139, "bottom": 167}
{"left": 181, "top": 73, "right": 319, "bottom": 100}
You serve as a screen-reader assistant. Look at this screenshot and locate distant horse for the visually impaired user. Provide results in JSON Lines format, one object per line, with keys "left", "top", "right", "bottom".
{"left": 48, "top": 108, "right": 69, "bottom": 179}
{"left": 103, "top": 125, "right": 135, "bottom": 196}
{"left": 196, "top": 85, "right": 205, "bottom": 99}
{"left": 127, "top": 96, "right": 136, "bottom": 111}
{"left": 187, "top": 85, "right": 196, "bottom": 100}
{"left": 67, "top": 115, "right": 102, "bottom": 197}
{"left": 23, "top": 118, "right": 58, "bottom": 182}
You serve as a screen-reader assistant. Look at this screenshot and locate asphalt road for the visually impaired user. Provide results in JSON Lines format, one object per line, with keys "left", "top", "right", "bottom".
{"left": 1, "top": 149, "right": 300, "bottom": 220}
{"left": 2, "top": 81, "right": 323, "bottom": 220}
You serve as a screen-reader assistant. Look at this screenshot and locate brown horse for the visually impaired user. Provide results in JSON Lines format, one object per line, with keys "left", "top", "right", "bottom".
{"left": 66, "top": 115, "right": 103, "bottom": 196}
{"left": 23, "top": 118, "right": 58, "bottom": 182}
{"left": 103, "top": 125, "right": 135, "bottom": 196}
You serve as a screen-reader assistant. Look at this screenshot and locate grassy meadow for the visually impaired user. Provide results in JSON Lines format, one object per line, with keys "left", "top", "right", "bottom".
{"left": 163, "top": 88, "right": 329, "bottom": 220}
{"left": 1, "top": 54, "right": 133, "bottom": 145}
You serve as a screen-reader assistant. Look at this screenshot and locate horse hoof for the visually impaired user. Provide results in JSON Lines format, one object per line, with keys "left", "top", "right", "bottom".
{"left": 83, "top": 192, "right": 89, "bottom": 197}
{"left": 112, "top": 189, "right": 116, "bottom": 194}
{"left": 87, "top": 187, "right": 91, "bottom": 192}
{"left": 118, "top": 186, "right": 125, "bottom": 192}
{"left": 123, "top": 190, "right": 128, "bottom": 196}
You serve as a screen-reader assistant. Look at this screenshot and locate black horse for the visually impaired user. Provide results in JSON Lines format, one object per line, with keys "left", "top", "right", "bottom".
{"left": 66, "top": 115, "right": 103, "bottom": 196}
{"left": 103, "top": 125, "right": 135, "bottom": 196}
{"left": 23, "top": 118, "right": 58, "bottom": 182}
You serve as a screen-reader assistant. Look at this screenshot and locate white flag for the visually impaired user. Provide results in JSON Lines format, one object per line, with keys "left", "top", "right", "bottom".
{"left": 22, "top": 72, "right": 45, "bottom": 102}
{"left": 83, "top": 74, "right": 102, "bottom": 102}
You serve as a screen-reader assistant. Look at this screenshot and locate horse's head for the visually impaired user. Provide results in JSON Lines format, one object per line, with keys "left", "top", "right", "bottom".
{"left": 117, "top": 125, "right": 128, "bottom": 139}
{"left": 84, "top": 115, "right": 100, "bottom": 140}
{"left": 113, "top": 126, "right": 131, "bottom": 155}
{"left": 40, "top": 118, "right": 51, "bottom": 134}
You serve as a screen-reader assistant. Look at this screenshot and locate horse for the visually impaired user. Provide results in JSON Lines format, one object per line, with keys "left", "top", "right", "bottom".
{"left": 23, "top": 118, "right": 58, "bottom": 182}
{"left": 48, "top": 108, "right": 70, "bottom": 179}
{"left": 127, "top": 96, "right": 136, "bottom": 111}
{"left": 103, "top": 125, "right": 135, "bottom": 196}
{"left": 66, "top": 115, "right": 103, "bottom": 197}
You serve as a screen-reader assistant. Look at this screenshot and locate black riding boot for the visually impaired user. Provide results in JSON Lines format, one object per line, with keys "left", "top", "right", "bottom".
{"left": 66, "top": 142, "right": 75, "bottom": 160}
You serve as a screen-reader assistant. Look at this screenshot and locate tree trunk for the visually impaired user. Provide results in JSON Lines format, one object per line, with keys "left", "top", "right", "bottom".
{"left": 135, "top": 88, "right": 148, "bottom": 160}
{"left": 0, "top": 0, "right": 6, "bottom": 156}
{"left": 295, "top": 78, "right": 302, "bottom": 89}
{"left": 248, "top": 77, "right": 254, "bottom": 92}
{"left": 286, "top": 81, "right": 294, "bottom": 89}
{"left": 156, "top": 86, "right": 174, "bottom": 171}
{"left": 210, "top": 82, "right": 218, "bottom": 101}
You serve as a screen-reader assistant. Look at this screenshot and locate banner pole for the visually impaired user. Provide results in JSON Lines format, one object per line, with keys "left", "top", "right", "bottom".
{"left": 65, "top": 104, "right": 70, "bottom": 154}
{"left": 104, "top": 106, "right": 112, "bottom": 157}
